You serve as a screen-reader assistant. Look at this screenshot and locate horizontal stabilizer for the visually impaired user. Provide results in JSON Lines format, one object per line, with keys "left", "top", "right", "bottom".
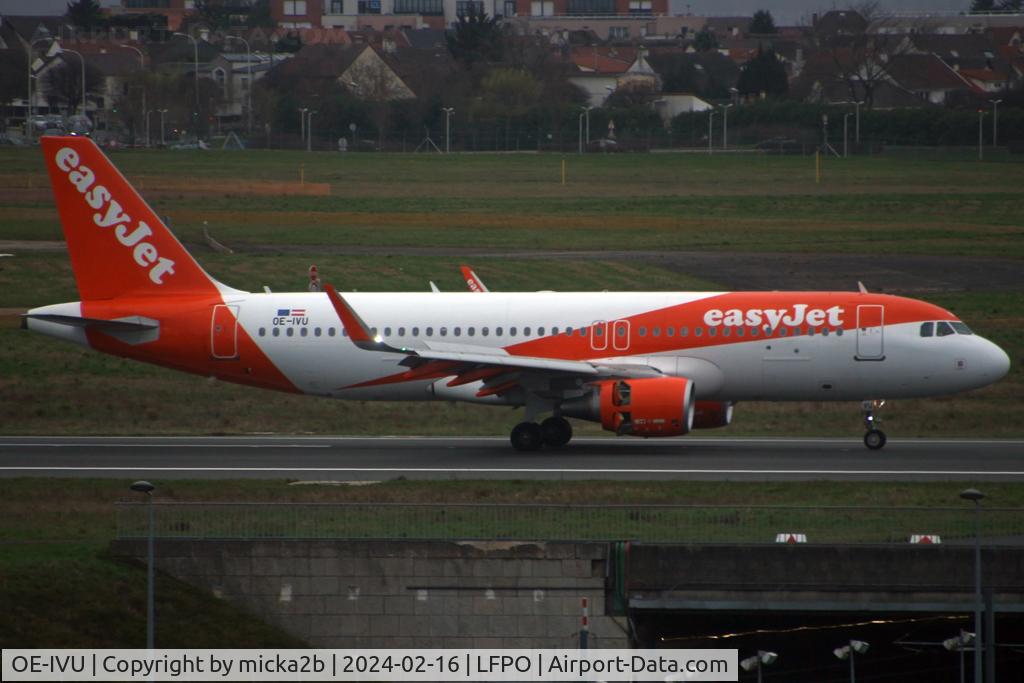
{"left": 22, "top": 313, "right": 159, "bottom": 331}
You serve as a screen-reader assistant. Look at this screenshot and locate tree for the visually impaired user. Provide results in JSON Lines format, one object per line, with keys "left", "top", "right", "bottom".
{"left": 693, "top": 28, "right": 719, "bottom": 53}
{"left": 0, "top": 49, "right": 27, "bottom": 115}
{"left": 970, "top": 0, "right": 996, "bottom": 10}
{"left": 66, "top": 0, "right": 104, "bottom": 32}
{"left": 447, "top": 10, "right": 506, "bottom": 67}
{"left": 750, "top": 10, "right": 777, "bottom": 34}
{"left": 43, "top": 57, "right": 103, "bottom": 115}
{"left": 247, "top": 0, "right": 277, "bottom": 28}
{"left": 818, "top": 12, "right": 911, "bottom": 109}
{"left": 736, "top": 48, "right": 788, "bottom": 98}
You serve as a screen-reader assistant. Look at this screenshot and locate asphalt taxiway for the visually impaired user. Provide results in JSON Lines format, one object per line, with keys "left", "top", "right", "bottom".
{"left": 0, "top": 436, "right": 1021, "bottom": 481}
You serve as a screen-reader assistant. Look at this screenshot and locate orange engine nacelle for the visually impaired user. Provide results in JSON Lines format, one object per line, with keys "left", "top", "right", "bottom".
{"left": 692, "top": 401, "right": 735, "bottom": 430}
{"left": 596, "top": 377, "right": 695, "bottom": 437}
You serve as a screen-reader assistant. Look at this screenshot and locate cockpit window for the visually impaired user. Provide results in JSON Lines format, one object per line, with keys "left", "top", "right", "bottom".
{"left": 951, "top": 322, "right": 974, "bottom": 335}
{"left": 936, "top": 321, "right": 955, "bottom": 337}
{"left": 920, "top": 322, "right": 934, "bottom": 337}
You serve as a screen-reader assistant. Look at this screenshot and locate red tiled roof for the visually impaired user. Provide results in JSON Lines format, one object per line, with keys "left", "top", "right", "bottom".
{"left": 958, "top": 67, "right": 1008, "bottom": 83}
{"left": 570, "top": 46, "right": 636, "bottom": 74}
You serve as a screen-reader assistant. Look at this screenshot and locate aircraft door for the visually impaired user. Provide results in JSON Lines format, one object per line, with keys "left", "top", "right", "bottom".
{"left": 211, "top": 304, "right": 239, "bottom": 359}
{"left": 590, "top": 321, "right": 608, "bottom": 351}
{"left": 612, "top": 319, "right": 631, "bottom": 351}
{"left": 856, "top": 305, "right": 884, "bottom": 360}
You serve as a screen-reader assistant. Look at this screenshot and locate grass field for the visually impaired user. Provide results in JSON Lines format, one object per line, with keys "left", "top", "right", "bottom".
{"left": 0, "top": 147, "right": 1021, "bottom": 437}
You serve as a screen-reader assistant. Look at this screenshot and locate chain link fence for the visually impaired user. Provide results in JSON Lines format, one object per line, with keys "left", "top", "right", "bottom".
{"left": 115, "top": 502, "right": 1024, "bottom": 546}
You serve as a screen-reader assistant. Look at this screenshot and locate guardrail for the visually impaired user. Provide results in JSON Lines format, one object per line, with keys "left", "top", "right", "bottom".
{"left": 114, "top": 503, "right": 1024, "bottom": 545}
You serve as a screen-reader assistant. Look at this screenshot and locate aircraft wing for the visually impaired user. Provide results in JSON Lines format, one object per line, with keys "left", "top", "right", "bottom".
{"left": 324, "top": 284, "right": 661, "bottom": 396}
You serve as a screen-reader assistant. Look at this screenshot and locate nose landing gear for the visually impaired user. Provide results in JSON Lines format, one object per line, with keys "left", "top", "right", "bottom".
{"left": 862, "top": 399, "right": 887, "bottom": 450}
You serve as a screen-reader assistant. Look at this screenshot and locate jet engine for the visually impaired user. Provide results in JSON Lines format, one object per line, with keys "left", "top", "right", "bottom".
{"left": 562, "top": 377, "right": 695, "bottom": 437}
{"left": 692, "top": 401, "right": 735, "bottom": 430}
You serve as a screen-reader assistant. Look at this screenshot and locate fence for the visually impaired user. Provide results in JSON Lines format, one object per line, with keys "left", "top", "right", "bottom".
{"left": 114, "top": 502, "right": 1024, "bottom": 546}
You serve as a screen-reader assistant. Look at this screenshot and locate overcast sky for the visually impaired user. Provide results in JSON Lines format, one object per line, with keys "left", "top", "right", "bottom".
{"left": 1, "top": 0, "right": 972, "bottom": 26}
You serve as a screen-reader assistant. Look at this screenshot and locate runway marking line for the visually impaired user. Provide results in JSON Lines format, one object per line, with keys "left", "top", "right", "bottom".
{"left": 2, "top": 467, "right": 1023, "bottom": 476}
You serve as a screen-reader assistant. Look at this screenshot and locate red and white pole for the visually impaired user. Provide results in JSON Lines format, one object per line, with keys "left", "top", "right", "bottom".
{"left": 580, "top": 597, "right": 589, "bottom": 649}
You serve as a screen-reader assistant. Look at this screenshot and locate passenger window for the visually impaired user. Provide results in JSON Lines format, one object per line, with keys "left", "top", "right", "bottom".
{"left": 779, "top": 328, "right": 787, "bottom": 337}
{"left": 496, "top": 327, "right": 503, "bottom": 336}
{"left": 708, "top": 327, "right": 717, "bottom": 337}
{"left": 272, "top": 328, "right": 280, "bottom": 337}
{"left": 370, "top": 327, "right": 378, "bottom": 336}
{"left": 822, "top": 328, "right": 829, "bottom": 336}
{"left": 524, "top": 327, "right": 531, "bottom": 336}
{"left": 836, "top": 328, "right": 844, "bottom": 336}
{"left": 552, "top": 327, "right": 559, "bottom": 335}
{"left": 454, "top": 327, "right": 461, "bottom": 337}
{"left": 666, "top": 327, "right": 674, "bottom": 337}
{"left": 384, "top": 327, "right": 392, "bottom": 337}
{"left": 595, "top": 327, "right": 603, "bottom": 337}
{"left": 937, "top": 321, "right": 955, "bottom": 337}
{"left": 412, "top": 327, "right": 419, "bottom": 336}
{"left": 286, "top": 328, "right": 294, "bottom": 337}
{"left": 639, "top": 326, "right": 647, "bottom": 337}
{"left": 398, "top": 327, "right": 405, "bottom": 336}
{"left": 653, "top": 326, "right": 661, "bottom": 337}
{"left": 426, "top": 327, "right": 433, "bottom": 336}
{"left": 617, "top": 326, "right": 625, "bottom": 337}
{"left": 680, "top": 327, "right": 688, "bottom": 337}
{"left": 750, "top": 327, "right": 758, "bottom": 337}
{"left": 694, "top": 327, "right": 702, "bottom": 337}
{"left": 510, "top": 327, "right": 517, "bottom": 336}
{"left": 341, "top": 328, "right": 347, "bottom": 336}
{"left": 482, "top": 327, "right": 488, "bottom": 336}
{"left": 300, "top": 327, "right": 308, "bottom": 337}
{"left": 578, "top": 328, "right": 586, "bottom": 337}
{"left": 440, "top": 327, "right": 448, "bottom": 337}
{"left": 258, "top": 327, "right": 266, "bottom": 337}
{"left": 565, "top": 327, "right": 573, "bottom": 336}
{"left": 315, "top": 327, "right": 322, "bottom": 337}
{"left": 722, "top": 327, "right": 731, "bottom": 337}
{"left": 736, "top": 327, "right": 744, "bottom": 337}
{"left": 468, "top": 327, "right": 475, "bottom": 337}
{"left": 951, "top": 322, "right": 973, "bottom": 335}
{"left": 538, "top": 327, "right": 545, "bottom": 336}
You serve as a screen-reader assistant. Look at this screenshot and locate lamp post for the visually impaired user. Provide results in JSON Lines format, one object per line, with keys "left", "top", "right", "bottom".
{"left": 298, "top": 107, "right": 308, "bottom": 143}
{"left": 25, "top": 38, "right": 52, "bottom": 138}
{"left": 577, "top": 109, "right": 585, "bottom": 154}
{"left": 977, "top": 110, "right": 986, "bottom": 161}
{"left": 844, "top": 112, "right": 853, "bottom": 158}
{"left": 989, "top": 99, "right": 1002, "bottom": 148}
{"left": 442, "top": 106, "right": 454, "bottom": 154}
{"left": 855, "top": 100, "right": 862, "bottom": 144}
{"left": 943, "top": 630, "right": 976, "bottom": 683}
{"left": 60, "top": 46, "right": 87, "bottom": 115}
{"left": 226, "top": 35, "right": 252, "bottom": 135}
{"left": 120, "top": 45, "right": 146, "bottom": 146}
{"left": 172, "top": 32, "right": 199, "bottom": 133}
{"left": 833, "top": 640, "right": 869, "bottom": 683}
{"left": 707, "top": 109, "right": 716, "bottom": 155}
{"left": 158, "top": 108, "right": 167, "bottom": 145}
{"left": 146, "top": 109, "right": 155, "bottom": 147}
{"left": 739, "top": 651, "right": 777, "bottom": 683}
{"left": 722, "top": 103, "right": 732, "bottom": 149}
{"left": 306, "top": 110, "right": 316, "bottom": 152}
{"left": 961, "top": 488, "right": 984, "bottom": 683}
{"left": 130, "top": 480, "right": 156, "bottom": 649}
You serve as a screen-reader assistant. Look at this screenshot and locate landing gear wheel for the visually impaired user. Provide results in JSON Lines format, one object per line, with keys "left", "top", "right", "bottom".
{"left": 864, "top": 429, "right": 887, "bottom": 450}
{"left": 510, "top": 422, "right": 543, "bottom": 452}
{"left": 540, "top": 416, "right": 573, "bottom": 448}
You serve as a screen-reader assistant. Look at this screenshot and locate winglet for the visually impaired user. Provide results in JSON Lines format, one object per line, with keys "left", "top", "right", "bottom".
{"left": 429, "top": 281, "right": 440, "bottom": 293}
{"left": 460, "top": 265, "right": 490, "bottom": 293}
{"left": 324, "top": 283, "right": 403, "bottom": 353}
{"left": 857, "top": 281, "right": 869, "bottom": 294}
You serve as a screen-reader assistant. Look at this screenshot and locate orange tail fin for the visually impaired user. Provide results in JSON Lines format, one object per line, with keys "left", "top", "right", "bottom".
{"left": 41, "top": 136, "right": 219, "bottom": 300}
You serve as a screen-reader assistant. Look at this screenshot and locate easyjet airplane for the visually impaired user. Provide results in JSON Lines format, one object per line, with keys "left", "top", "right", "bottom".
{"left": 24, "top": 137, "right": 1010, "bottom": 450}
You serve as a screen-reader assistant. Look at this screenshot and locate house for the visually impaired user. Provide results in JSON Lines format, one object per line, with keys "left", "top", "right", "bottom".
{"left": 568, "top": 45, "right": 660, "bottom": 106}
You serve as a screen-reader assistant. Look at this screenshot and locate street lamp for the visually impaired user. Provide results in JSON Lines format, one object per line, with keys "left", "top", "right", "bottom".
{"left": 158, "top": 108, "right": 167, "bottom": 145}
{"left": 130, "top": 480, "right": 156, "bottom": 649}
{"left": 707, "top": 109, "right": 716, "bottom": 155}
{"left": 739, "top": 651, "right": 777, "bottom": 683}
{"left": 989, "top": 99, "right": 1002, "bottom": 148}
{"left": 844, "top": 112, "right": 853, "bottom": 158}
{"left": 833, "top": 639, "right": 869, "bottom": 683}
{"left": 977, "top": 110, "right": 986, "bottom": 161}
{"left": 854, "top": 100, "right": 862, "bottom": 144}
{"left": 25, "top": 38, "right": 53, "bottom": 138}
{"left": 298, "top": 107, "right": 308, "bottom": 143}
{"left": 225, "top": 35, "right": 252, "bottom": 135}
{"left": 943, "top": 630, "right": 975, "bottom": 683}
{"left": 442, "top": 106, "right": 455, "bottom": 154}
{"left": 306, "top": 110, "right": 317, "bottom": 152}
{"left": 59, "top": 46, "right": 87, "bottom": 115}
{"left": 722, "top": 103, "right": 733, "bottom": 149}
{"left": 961, "top": 487, "right": 985, "bottom": 683}
{"left": 172, "top": 32, "right": 199, "bottom": 133}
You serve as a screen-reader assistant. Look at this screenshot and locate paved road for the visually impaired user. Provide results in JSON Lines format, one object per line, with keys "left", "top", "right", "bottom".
{"left": 1, "top": 436, "right": 1021, "bottom": 481}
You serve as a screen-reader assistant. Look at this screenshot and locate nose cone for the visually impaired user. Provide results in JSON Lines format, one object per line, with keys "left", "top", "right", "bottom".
{"left": 980, "top": 337, "right": 1011, "bottom": 383}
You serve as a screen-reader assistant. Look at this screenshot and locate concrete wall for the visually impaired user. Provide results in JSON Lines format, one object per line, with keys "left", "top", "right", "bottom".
{"left": 112, "top": 539, "right": 630, "bottom": 648}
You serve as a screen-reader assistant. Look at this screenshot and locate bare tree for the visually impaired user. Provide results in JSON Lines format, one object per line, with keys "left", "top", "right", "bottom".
{"left": 818, "top": 10, "right": 912, "bottom": 109}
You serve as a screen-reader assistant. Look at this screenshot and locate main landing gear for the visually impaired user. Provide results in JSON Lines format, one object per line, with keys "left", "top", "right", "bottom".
{"left": 510, "top": 416, "right": 573, "bottom": 452}
{"left": 862, "top": 399, "right": 887, "bottom": 450}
